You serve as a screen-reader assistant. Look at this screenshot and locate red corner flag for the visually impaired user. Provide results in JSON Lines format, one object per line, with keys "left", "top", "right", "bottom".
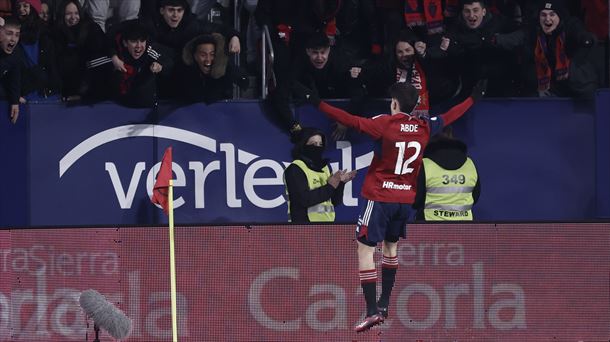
{"left": 152, "top": 147, "right": 173, "bottom": 215}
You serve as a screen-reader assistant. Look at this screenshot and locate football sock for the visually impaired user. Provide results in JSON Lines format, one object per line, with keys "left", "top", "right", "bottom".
{"left": 359, "top": 269, "right": 378, "bottom": 316}
{"left": 378, "top": 255, "right": 398, "bottom": 308}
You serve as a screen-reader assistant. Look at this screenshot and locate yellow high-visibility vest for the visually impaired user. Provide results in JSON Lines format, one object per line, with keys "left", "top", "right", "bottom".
{"left": 422, "top": 157, "right": 478, "bottom": 221}
{"left": 286, "top": 159, "right": 335, "bottom": 222}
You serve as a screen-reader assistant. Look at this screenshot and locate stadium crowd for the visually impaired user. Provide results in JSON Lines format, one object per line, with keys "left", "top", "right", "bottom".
{"left": 0, "top": 0, "right": 607, "bottom": 130}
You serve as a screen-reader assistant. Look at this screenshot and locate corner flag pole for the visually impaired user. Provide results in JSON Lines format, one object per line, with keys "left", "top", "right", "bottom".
{"left": 168, "top": 179, "right": 178, "bottom": 342}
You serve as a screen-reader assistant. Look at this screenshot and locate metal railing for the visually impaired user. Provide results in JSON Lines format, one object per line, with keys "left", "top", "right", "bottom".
{"left": 210, "top": 1, "right": 278, "bottom": 100}
{"left": 261, "top": 25, "right": 275, "bottom": 99}
{"left": 232, "top": 0, "right": 243, "bottom": 99}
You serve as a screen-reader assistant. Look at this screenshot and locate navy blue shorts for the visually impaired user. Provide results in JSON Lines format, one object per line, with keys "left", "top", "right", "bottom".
{"left": 355, "top": 199, "right": 414, "bottom": 246}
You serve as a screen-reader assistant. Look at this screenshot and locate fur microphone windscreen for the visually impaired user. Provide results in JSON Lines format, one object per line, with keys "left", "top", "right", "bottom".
{"left": 79, "top": 289, "right": 132, "bottom": 340}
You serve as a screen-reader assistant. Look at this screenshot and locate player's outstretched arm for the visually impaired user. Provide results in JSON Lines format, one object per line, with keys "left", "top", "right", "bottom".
{"left": 293, "top": 82, "right": 383, "bottom": 139}
{"left": 439, "top": 98, "right": 474, "bottom": 127}
{"left": 439, "top": 79, "right": 487, "bottom": 127}
{"left": 317, "top": 102, "right": 384, "bottom": 139}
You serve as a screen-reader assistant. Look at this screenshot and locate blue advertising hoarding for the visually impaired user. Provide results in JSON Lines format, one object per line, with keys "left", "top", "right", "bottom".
{"left": 1, "top": 91, "right": 608, "bottom": 227}
{"left": 29, "top": 102, "right": 297, "bottom": 225}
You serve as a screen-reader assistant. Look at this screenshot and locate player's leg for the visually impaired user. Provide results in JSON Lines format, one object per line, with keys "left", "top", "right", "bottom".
{"left": 354, "top": 200, "right": 389, "bottom": 332}
{"left": 355, "top": 239, "right": 385, "bottom": 333}
{"left": 356, "top": 240, "right": 377, "bottom": 317}
{"left": 377, "top": 239, "right": 398, "bottom": 318}
{"left": 377, "top": 203, "right": 412, "bottom": 318}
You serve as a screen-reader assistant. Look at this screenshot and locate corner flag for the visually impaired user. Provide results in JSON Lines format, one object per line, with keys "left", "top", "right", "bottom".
{"left": 152, "top": 147, "right": 172, "bottom": 215}
{"left": 151, "top": 146, "right": 179, "bottom": 342}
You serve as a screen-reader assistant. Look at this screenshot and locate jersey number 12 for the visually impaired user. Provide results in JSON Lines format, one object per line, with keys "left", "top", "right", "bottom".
{"left": 394, "top": 141, "right": 422, "bottom": 175}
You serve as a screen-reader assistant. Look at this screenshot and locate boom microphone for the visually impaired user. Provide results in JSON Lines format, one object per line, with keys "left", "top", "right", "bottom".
{"left": 79, "top": 289, "right": 132, "bottom": 340}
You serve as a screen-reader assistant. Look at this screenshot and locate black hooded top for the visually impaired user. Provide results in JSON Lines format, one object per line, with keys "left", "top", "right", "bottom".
{"left": 284, "top": 127, "right": 345, "bottom": 223}
{"left": 412, "top": 136, "right": 481, "bottom": 220}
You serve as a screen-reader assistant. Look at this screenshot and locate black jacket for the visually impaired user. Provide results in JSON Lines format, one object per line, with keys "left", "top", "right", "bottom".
{"left": 284, "top": 157, "right": 344, "bottom": 223}
{"left": 363, "top": 48, "right": 460, "bottom": 104}
{"left": 495, "top": 16, "right": 598, "bottom": 98}
{"left": 445, "top": 12, "right": 518, "bottom": 97}
{"left": 335, "top": 0, "right": 377, "bottom": 60}
{"left": 177, "top": 33, "right": 248, "bottom": 104}
{"left": 0, "top": 50, "right": 22, "bottom": 105}
{"left": 268, "top": 47, "right": 365, "bottom": 131}
{"left": 18, "top": 32, "right": 61, "bottom": 98}
{"left": 127, "top": 14, "right": 240, "bottom": 99}
{"left": 294, "top": 49, "right": 361, "bottom": 98}
{"left": 17, "top": 12, "right": 60, "bottom": 97}
{"left": 285, "top": 127, "right": 345, "bottom": 223}
{"left": 138, "top": 12, "right": 240, "bottom": 57}
{"left": 52, "top": 17, "right": 111, "bottom": 98}
{"left": 112, "top": 42, "right": 173, "bottom": 108}
{"left": 177, "top": 62, "right": 248, "bottom": 104}
{"left": 413, "top": 137, "right": 481, "bottom": 220}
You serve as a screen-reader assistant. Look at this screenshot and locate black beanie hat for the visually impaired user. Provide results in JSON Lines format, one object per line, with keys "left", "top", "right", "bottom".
{"left": 396, "top": 28, "right": 418, "bottom": 47}
{"left": 121, "top": 21, "right": 150, "bottom": 42}
{"left": 291, "top": 127, "right": 326, "bottom": 159}
{"left": 538, "top": 0, "right": 567, "bottom": 19}
{"left": 159, "top": 0, "right": 189, "bottom": 8}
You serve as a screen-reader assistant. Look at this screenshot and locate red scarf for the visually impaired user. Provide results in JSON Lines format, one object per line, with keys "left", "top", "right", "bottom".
{"left": 404, "top": 0, "right": 444, "bottom": 34}
{"left": 119, "top": 64, "right": 136, "bottom": 95}
{"left": 325, "top": 18, "right": 337, "bottom": 45}
{"left": 396, "top": 60, "right": 430, "bottom": 116}
{"left": 444, "top": 0, "right": 459, "bottom": 17}
{"left": 534, "top": 32, "right": 570, "bottom": 91}
{"left": 114, "top": 33, "right": 136, "bottom": 95}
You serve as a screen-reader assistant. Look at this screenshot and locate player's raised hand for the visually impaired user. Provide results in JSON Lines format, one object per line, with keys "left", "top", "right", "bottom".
{"left": 471, "top": 79, "right": 488, "bottom": 102}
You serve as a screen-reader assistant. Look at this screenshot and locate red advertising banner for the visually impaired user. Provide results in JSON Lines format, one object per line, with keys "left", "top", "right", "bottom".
{"left": 0, "top": 224, "right": 609, "bottom": 341}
